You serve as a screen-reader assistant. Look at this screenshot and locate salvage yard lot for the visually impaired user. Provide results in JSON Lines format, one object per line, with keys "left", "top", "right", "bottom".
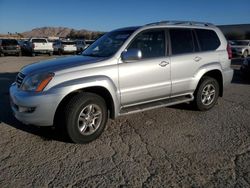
{"left": 0, "top": 56, "right": 250, "bottom": 187}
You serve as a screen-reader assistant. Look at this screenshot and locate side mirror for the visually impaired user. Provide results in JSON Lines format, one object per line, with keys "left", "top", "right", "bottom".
{"left": 121, "top": 48, "right": 142, "bottom": 62}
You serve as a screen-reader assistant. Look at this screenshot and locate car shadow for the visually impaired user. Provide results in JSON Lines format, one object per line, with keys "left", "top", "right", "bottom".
{"left": 231, "top": 69, "right": 250, "bottom": 85}
{"left": 0, "top": 72, "right": 70, "bottom": 143}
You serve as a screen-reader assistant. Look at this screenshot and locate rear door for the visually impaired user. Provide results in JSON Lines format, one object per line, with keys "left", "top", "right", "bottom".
{"left": 169, "top": 28, "right": 201, "bottom": 96}
{"left": 169, "top": 28, "right": 221, "bottom": 96}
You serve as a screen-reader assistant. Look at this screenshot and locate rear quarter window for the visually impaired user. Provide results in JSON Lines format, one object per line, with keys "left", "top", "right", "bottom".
{"left": 195, "top": 29, "right": 220, "bottom": 51}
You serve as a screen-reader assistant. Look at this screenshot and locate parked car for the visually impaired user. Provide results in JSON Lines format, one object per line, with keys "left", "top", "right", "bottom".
{"left": 53, "top": 40, "right": 77, "bottom": 55}
{"left": 10, "top": 21, "right": 233, "bottom": 143}
{"left": 18, "top": 40, "right": 29, "bottom": 55}
{"left": 75, "top": 40, "right": 86, "bottom": 53}
{"left": 84, "top": 40, "right": 95, "bottom": 49}
{"left": 241, "top": 57, "right": 250, "bottom": 76}
{"left": 230, "top": 40, "right": 250, "bottom": 58}
{"left": 0, "top": 39, "right": 21, "bottom": 56}
{"left": 27, "top": 38, "right": 53, "bottom": 56}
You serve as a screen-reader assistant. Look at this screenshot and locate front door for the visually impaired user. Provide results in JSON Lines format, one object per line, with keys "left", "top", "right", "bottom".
{"left": 118, "top": 29, "right": 171, "bottom": 106}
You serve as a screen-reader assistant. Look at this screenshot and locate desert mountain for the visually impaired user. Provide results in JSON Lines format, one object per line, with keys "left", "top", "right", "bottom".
{"left": 21, "top": 27, "right": 103, "bottom": 39}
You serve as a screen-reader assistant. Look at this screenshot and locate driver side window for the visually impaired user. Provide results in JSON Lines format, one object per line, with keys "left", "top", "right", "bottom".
{"left": 128, "top": 30, "right": 166, "bottom": 59}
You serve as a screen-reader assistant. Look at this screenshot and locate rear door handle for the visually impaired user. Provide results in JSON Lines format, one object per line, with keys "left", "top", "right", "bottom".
{"left": 194, "top": 56, "right": 202, "bottom": 62}
{"left": 159, "top": 61, "right": 169, "bottom": 67}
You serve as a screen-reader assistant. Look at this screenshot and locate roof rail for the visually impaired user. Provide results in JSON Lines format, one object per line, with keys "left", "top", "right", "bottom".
{"left": 145, "top": 20, "right": 214, "bottom": 27}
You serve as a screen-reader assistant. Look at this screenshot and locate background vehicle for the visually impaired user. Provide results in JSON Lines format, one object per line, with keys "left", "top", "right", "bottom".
{"left": 53, "top": 40, "right": 77, "bottom": 55}
{"left": 241, "top": 57, "right": 250, "bottom": 76}
{"left": 10, "top": 21, "right": 233, "bottom": 144}
{"left": 230, "top": 40, "right": 250, "bottom": 58}
{"left": 84, "top": 40, "right": 95, "bottom": 49}
{"left": 0, "top": 39, "right": 21, "bottom": 56}
{"left": 75, "top": 40, "right": 86, "bottom": 53}
{"left": 27, "top": 38, "right": 53, "bottom": 56}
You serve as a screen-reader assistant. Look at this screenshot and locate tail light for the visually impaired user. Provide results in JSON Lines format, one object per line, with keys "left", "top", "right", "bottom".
{"left": 16, "top": 45, "right": 20, "bottom": 49}
{"left": 227, "top": 43, "right": 232, "bottom": 59}
{"left": 32, "top": 43, "right": 35, "bottom": 49}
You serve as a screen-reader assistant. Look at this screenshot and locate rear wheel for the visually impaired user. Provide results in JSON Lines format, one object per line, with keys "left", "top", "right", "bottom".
{"left": 64, "top": 92, "right": 108, "bottom": 143}
{"left": 193, "top": 76, "right": 219, "bottom": 111}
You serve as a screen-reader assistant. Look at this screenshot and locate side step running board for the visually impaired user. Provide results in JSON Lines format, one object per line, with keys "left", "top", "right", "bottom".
{"left": 119, "top": 95, "right": 194, "bottom": 116}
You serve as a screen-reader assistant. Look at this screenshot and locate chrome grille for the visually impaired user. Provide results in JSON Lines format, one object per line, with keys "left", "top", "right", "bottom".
{"left": 16, "top": 72, "right": 25, "bottom": 88}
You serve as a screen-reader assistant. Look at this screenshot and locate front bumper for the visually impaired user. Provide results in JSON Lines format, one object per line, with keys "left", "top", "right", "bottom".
{"left": 9, "top": 83, "right": 63, "bottom": 126}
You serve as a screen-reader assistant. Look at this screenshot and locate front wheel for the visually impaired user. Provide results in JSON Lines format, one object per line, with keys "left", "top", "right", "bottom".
{"left": 64, "top": 92, "right": 108, "bottom": 143}
{"left": 193, "top": 76, "right": 219, "bottom": 111}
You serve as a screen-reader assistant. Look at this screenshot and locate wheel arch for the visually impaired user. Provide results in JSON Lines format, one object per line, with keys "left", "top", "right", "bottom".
{"left": 53, "top": 85, "right": 117, "bottom": 126}
{"left": 196, "top": 69, "right": 223, "bottom": 97}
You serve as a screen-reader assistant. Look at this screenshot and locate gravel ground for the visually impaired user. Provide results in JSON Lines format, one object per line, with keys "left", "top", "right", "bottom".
{"left": 0, "top": 56, "right": 249, "bottom": 187}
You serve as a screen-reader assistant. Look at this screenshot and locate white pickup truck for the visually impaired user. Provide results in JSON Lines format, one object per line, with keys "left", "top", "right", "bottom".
{"left": 28, "top": 38, "right": 53, "bottom": 56}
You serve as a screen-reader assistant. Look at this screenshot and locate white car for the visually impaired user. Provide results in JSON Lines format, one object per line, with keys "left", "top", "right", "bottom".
{"left": 27, "top": 38, "right": 53, "bottom": 56}
{"left": 75, "top": 40, "right": 86, "bottom": 53}
{"left": 231, "top": 40, "right": 250, "bottom": 58}
{"left": 53, "top": 40, "right": 77, "bottom": 55}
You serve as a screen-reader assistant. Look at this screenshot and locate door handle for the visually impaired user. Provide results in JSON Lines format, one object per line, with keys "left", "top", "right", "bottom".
{"left": 194, "top": 56, "right": 202, "bottom": 62}
{"left": 159, "top": 61, "right": 169, "bottom": 67}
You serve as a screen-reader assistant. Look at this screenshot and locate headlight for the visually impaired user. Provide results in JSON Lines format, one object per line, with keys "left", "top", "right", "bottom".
{"left": 21, "top": 72, "right": 54, "bottom": 92}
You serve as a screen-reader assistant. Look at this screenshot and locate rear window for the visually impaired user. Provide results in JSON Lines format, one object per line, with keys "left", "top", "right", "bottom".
{"left": 170, "top": 29, "right": 195, "bottom": 55}
{"left": 62, "top": 41, "right": 75, "bottom": 45}
{"left": 195, "top": 29, "right": 220, "bottom": 51}
{"left": 2, "top": 39, "right": 18, "bottom": 45}
{"left": 32, "top": 39, "right": 47, "bottom": 43}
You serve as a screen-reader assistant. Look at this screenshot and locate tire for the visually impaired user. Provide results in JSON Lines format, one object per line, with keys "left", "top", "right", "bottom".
{"left": 58, "top": 49, "right": 62, "bottom": 56}
{"left": 48, "top": 51, "right": 53, "bottom": 56}
{"left": 243, "top": 50, "right": 248, "bottom": 58}
{"left": 64, "top": 92, "right": 108, "bottom": 143}
{"left": 0, "top": 53, "right": 4, "bottom": 57}
{"left": 31, "top": 52, "right": 36, "bottom": 57}
{"left": 17, "top": 51, "right": 22, "bottom": 56}
{"left": 193, "top": 76, "right": 219, "bottom": 111}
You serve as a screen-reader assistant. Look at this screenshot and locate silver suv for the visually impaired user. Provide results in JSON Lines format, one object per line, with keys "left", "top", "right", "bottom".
{"left": 10, "top": 21, "right": 233, "bottom": 143}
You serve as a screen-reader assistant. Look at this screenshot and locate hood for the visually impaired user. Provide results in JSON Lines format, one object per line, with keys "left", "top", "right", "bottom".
{"left": 21, "top": 55, "right": 106, "bottom": 75}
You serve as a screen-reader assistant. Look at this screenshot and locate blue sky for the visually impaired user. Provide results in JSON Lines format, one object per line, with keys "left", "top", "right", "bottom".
{"left": 0, "top": 0, "right": 250, "bottom": 34}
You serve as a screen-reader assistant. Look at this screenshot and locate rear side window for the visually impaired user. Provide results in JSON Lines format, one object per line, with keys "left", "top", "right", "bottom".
{"left": 195, "top": 29, "right": 220, "bottom": 51}
{"left": 32, "top": 39, "right": 46, "bottom": 43}
{"left": 170, "top": 29, "right": 195, "bottom": 55}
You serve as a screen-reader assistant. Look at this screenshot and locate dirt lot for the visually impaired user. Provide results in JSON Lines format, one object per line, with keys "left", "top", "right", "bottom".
{"left": 0, "top": 56, "right": 250, "bottom": 187}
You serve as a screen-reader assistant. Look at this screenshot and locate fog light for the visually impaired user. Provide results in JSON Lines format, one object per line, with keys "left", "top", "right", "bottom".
{"left": 18, "top": 106, "right": 36, "bottom": 113}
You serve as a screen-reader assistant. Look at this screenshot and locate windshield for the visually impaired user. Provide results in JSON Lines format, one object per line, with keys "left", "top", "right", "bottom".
{"left": 82, "top": 30, "right": 135, "bottom": 57}
{"left": 231, "top": 41, "right": 249, "bottom": 46}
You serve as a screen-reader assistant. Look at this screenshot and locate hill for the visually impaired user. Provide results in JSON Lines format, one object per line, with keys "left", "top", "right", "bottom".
{"left": 20, "top": 27, "right": 104, "bottom": 40}
{"left": 1, "top": 24, "right": 250, "bottom": 40}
